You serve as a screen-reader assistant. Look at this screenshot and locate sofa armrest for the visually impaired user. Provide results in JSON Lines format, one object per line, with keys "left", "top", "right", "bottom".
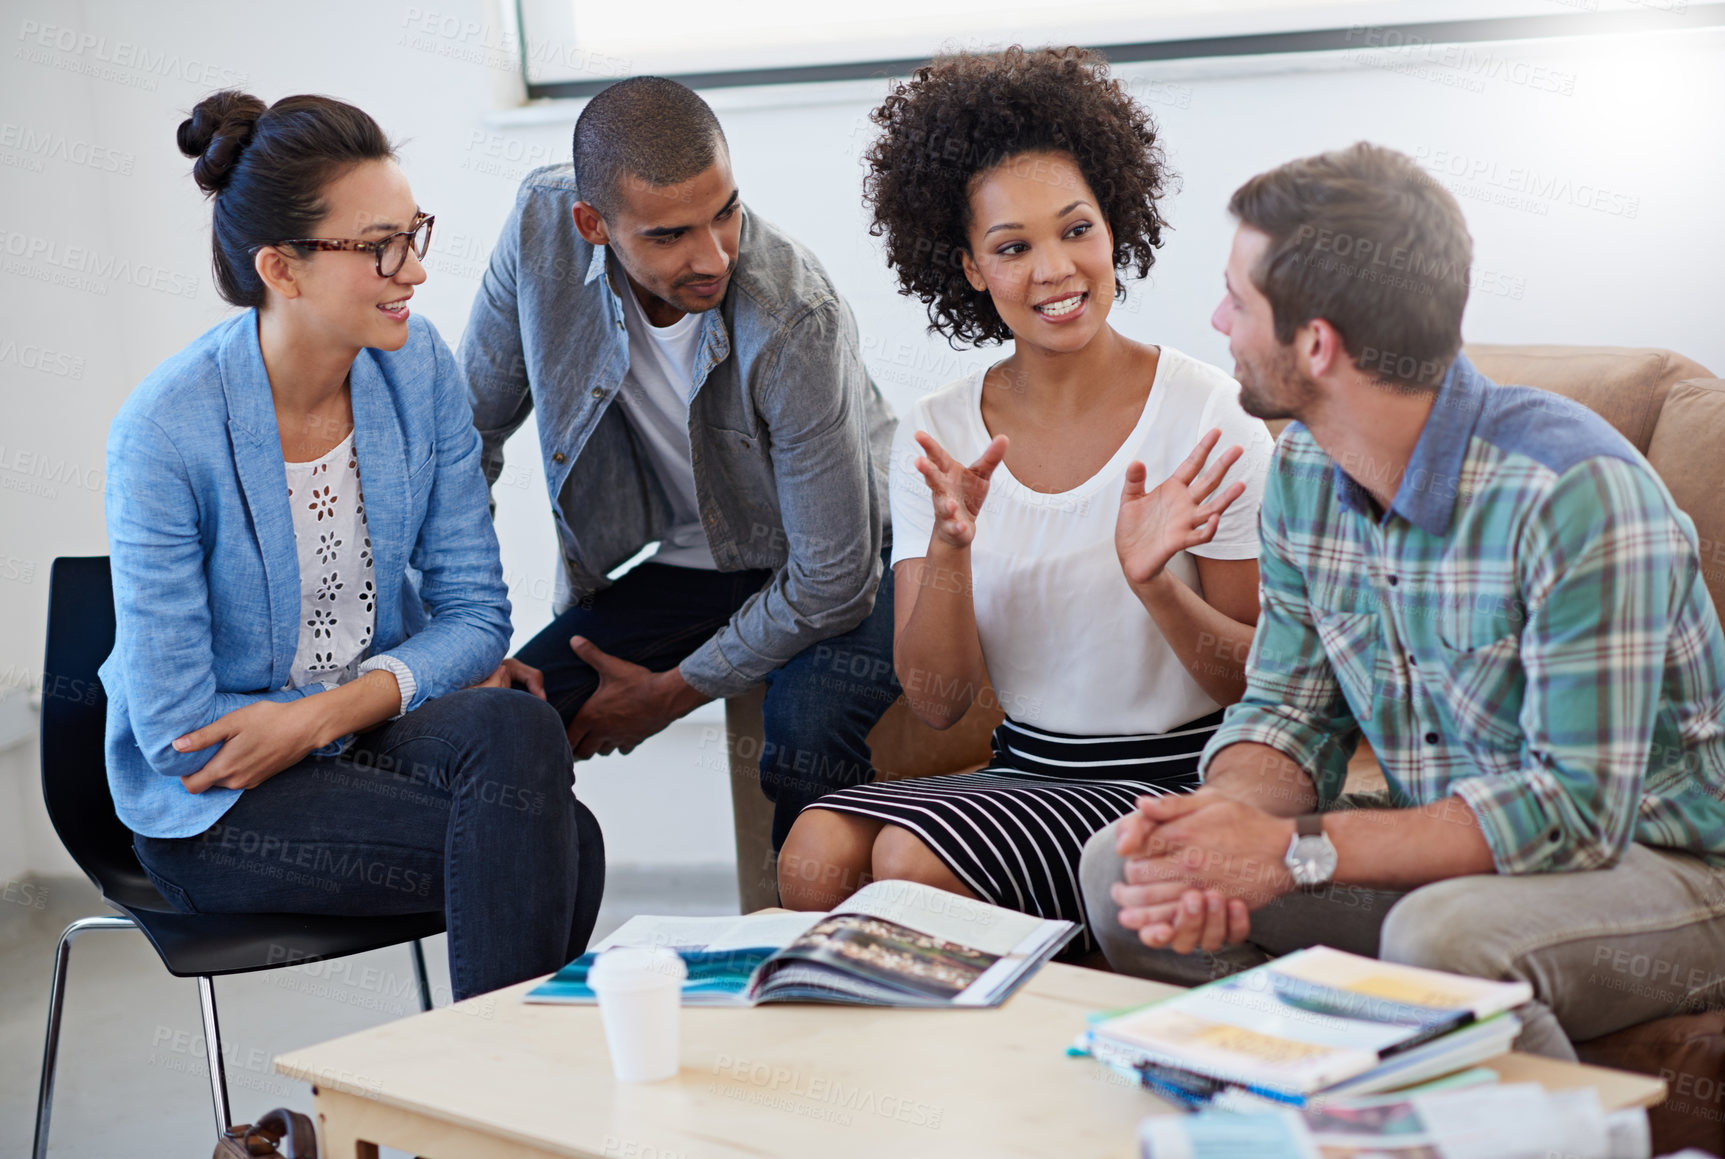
{"left": 1645, "top": 377, "right": 1725, "bottom": 618}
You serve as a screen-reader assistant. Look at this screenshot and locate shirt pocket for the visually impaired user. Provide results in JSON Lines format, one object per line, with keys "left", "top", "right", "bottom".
{"left": 1314, "top": 609, "right": 1382, "bottom": 723}
{"left": 1425, "top": 632, "right": 1525, "bottom": 749}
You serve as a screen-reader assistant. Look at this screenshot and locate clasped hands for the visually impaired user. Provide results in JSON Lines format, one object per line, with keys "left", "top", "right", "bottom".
{"left": 1110, "top": 788, "right": 1298, "bottom": 955}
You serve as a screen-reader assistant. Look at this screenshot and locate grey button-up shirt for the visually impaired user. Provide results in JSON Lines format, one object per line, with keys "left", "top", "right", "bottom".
{"left": 461, "top": 164, "right": 896, "bottom": 699}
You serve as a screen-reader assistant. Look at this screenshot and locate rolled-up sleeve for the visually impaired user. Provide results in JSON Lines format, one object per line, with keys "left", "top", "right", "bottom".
{"left": 1452, "top": 458, "right": 1678, "bottom": 875}
{"left": 679, "top": 300, "right": 883, "bottom": 698}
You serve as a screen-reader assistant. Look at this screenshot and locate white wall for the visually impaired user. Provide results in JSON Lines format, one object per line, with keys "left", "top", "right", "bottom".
{"left": 3, "top": 0, "right": 1721, "bottom": 874}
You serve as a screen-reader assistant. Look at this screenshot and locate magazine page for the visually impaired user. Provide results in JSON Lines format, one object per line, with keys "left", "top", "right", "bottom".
{"left": 835, "top": 879, "right": 1067, "bottom": 958}
{"left": 1098, "top": 1003, "right": 1381, "bottom": 1096}
{"left": 592, "top": 911, "right": 824, "bottom": 953}
{"left": 755, "top": 959, "right": 957, "bottom": 1007}
{"left": 824, "top": 879, "right": 1077, "bottom": 1004}
{"left": 524, "top": 946, "right": 776, "bottom": 1006}
{"left": 1140, "top": 1084, "right": 1642, "bottom": 1159}
{"left": 1184, "top": 975, "right": 1428, "bottom": 1054}
{"left": 1321, "top": 1015, "right": 1519, "bottom": 1098}
{"left": 528, "top": 912, "right": 829, "bottom": 1005}
{"left": 1093, "top": 960, "right": 1431, "bottom": 1095}
{"left": 1268, "top": 947, "right": 1533, "bottom": 1022}
{"left": 758, "top": 913, "right": 1003, "bottom": 1003}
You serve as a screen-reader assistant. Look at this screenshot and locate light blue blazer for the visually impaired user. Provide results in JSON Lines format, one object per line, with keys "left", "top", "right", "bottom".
{"left": 100, "top": 310, "right": 512, "bottom": 838}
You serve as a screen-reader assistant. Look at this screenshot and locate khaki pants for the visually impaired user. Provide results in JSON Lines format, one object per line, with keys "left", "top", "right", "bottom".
{"left": 1079, "top": 819, "right": 1725, "bottom": 1059}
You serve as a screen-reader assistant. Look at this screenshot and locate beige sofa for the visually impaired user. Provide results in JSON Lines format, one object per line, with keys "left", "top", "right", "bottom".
{"left": 723, "top": 344, "right": 1725, "bottom": 1150}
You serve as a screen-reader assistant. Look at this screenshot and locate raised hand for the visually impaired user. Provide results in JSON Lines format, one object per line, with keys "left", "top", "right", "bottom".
{"left": 1115, "top": 428, "right": 1246, "bottom": 587}
{"left": 914, "top": 430, "right": 1009, "bottom": 550}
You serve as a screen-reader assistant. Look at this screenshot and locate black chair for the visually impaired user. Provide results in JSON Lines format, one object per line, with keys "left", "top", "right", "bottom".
{"left": 33, "top": 557, "right": 445, "bottom": 1158}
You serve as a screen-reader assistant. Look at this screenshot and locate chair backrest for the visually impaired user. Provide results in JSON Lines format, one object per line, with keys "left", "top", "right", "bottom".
{"left": 41, "top": 556, "right": 166, "bottom": 909}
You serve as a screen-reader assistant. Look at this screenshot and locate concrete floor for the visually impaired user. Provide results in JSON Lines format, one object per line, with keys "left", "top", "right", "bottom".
{"left": 2, "top": 867, "right": 738, "bottom": 1158}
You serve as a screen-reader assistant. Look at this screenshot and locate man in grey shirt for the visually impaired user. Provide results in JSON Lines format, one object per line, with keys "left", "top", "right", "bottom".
{"left": 462, "top": 77, "right": 900, "bottom": 853}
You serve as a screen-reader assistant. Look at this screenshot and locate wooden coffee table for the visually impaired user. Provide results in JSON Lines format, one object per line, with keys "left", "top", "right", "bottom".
{"left": 275, "top": 962, "right": 1665, "bottom": 1159}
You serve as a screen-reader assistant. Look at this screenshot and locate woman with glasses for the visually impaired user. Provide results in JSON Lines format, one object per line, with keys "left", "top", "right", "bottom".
{"left": 100, "top": 90, "right": 603, "bottom": 1001}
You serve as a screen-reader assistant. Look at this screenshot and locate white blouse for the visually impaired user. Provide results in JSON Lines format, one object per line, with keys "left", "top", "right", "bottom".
{"left": 888, "top": 346, "right": 1277, "bottom": 736}
{"left": 284, "top": 432, "right": 411, "bottom": 713}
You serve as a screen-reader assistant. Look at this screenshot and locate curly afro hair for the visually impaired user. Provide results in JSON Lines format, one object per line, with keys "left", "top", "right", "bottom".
{"left": 863, "top": 46, "right": 1174, "bottom": 348}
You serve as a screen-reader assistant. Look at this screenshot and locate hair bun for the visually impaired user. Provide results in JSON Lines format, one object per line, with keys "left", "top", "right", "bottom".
{"left": 178, "top": 90, "right": 267, "bottom": 194}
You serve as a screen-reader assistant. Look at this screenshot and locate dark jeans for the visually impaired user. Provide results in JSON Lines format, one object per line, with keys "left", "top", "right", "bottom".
{"left": 516, "top": 549, "right": 901, "bottom": 849}
{"left": 133, "top": 688, "right": 603, "bottom": 1001}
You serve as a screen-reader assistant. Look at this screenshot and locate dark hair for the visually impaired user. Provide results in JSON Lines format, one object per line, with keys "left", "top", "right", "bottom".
{"left": 1227, "top": 142, "right": 1472, "bottom": 390}
{"left": 178, "top": 90, "right": 396, "bottom": 308}
{"left": 862, "top": 46, "right": 1172, "bottom": 348}
{"left": 572, "top": 77, "right": 725, "bottom": 218}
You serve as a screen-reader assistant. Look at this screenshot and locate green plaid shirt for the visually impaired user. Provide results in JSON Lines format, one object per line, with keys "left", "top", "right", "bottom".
{"left": 1201, "top": 355, "right": 1725, "bottom": 873}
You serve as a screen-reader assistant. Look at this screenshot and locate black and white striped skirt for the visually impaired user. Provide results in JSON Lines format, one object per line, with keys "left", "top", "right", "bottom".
{"left": 804, "top": 709, "right": 1226, "bottom": 954}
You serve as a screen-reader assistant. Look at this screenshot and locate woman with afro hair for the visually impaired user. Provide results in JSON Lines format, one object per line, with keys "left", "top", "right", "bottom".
{"left": 778, "top": 47, "right": 1275, "bottom": 954}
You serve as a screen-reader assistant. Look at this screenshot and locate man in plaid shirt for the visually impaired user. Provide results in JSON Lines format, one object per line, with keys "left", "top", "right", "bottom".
{"left": 1082, "top": 143, "right": 1725, "bottom": 1059}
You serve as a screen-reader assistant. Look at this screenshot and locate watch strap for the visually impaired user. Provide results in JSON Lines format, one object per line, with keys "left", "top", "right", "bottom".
{"left": 1295, "top": 813, "right": 1324, "bottom": 838}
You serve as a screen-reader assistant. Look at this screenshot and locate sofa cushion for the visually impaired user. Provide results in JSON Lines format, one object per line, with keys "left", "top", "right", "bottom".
{"left": 1646, "top": 378, "right": 1725, "bottom": 618}
{"left": 1464, "top": 345, "right": 1714, "bottom": 453}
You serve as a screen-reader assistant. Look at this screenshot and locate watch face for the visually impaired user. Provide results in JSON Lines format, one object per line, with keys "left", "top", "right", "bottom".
{"left": 1288, "top": 836, "right": 1338, "bottom": 887}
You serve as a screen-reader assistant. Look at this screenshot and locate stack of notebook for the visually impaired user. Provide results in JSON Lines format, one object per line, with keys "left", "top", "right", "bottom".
{"left": 1076, "top": 946, "right": 1531, "bottom": 1107}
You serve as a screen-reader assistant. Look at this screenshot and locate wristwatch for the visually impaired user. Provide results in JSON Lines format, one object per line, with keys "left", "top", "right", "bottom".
{"left": 1284, "top": 814, "right": 1338, "bottom": 888}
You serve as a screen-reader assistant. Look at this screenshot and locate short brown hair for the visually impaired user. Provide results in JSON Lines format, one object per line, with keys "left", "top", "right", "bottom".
{"left": 863, "top": 46, "right": 1172, "bottom": 348}
{"left": 1228, "top": 143, "right": 1471, "bottom": 389}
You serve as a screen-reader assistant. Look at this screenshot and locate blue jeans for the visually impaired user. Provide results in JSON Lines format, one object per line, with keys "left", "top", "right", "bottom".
{"left": 133, "top": 688, "right": 602, "bottom": 1001}
{"left": 516, "top": 549, "right": 901, "bottom": 850}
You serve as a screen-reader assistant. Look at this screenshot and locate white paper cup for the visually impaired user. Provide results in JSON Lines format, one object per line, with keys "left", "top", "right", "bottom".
{"left": 588, "top": 946, "right": 687, "bottom": 1083}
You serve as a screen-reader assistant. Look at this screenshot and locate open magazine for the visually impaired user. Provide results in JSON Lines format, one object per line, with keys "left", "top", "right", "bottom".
{"left": 527, "top": 879, "right": 1077, "bottom": 1008}
{"left": 1081, "top": 946, "right": 1531, "bottom": 1102}
{"left": 1138, "top": 1082, "right": 1651, "bottom": 1159}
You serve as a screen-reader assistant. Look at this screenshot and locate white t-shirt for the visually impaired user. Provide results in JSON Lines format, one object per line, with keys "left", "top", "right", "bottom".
{"left": 889, "top": 346, "right": 1276, "bottom": 736}
{"left": 284, "top": 432, "right": 377, "bottom": 689}
{"left": 616, "top": 284, "right": 717, "bottom": 570}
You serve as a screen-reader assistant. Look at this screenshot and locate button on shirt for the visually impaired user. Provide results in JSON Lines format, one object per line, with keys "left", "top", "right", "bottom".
{"left": 1201, "top": 355, "right": 1725, "bottom": 874}
{"left": 615, "top": 283, "right": 718, "bottom": 570}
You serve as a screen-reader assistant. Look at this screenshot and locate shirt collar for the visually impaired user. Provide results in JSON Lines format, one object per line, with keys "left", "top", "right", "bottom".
{"left": 587, "top": 242, "right": 732, "bottom": 393}
{"left": 1332, "top": 352, "right": 1487, "bottom": 538}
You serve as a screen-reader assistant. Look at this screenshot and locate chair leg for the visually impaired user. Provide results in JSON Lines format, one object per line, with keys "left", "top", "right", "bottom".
{"left": 197, "top": 976, "right": 232, "bottom": 1132}
{"left": 410, "top": 938, "right": 434, "bottom": 1012}
{"left": 33, "top": 914, "right": 137, "bottom": 1159}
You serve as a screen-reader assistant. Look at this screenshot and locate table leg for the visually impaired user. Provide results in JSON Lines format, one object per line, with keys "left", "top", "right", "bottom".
{"left": 314, "top": 1087, "right": 381, "bottom": 1159}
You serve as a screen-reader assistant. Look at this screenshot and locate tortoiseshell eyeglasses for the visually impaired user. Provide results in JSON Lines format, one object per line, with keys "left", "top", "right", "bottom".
{"left": 259, "top": 212, "right": 434, "bottom": 278}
